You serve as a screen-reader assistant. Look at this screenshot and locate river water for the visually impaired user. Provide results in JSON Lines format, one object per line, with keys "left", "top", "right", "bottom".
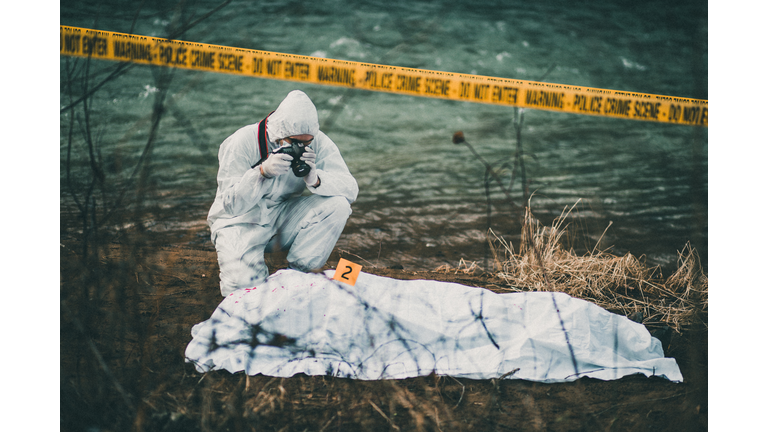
{"left": 60, "top": 0, "right": 707, "bottom": 274}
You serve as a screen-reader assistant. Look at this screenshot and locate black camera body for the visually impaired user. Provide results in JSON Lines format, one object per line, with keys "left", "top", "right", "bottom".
{"left": 273, "top": 142, "right": 310, "bottom": 177}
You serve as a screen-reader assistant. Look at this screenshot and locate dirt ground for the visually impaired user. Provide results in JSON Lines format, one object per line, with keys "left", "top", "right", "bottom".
{"left": 60, "top": 240, "right": 707, "bottom": 431}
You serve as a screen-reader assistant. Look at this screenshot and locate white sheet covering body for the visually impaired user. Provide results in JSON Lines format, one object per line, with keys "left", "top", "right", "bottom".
{"left": 185, "top": 270, "right": 683, "bottom": 383}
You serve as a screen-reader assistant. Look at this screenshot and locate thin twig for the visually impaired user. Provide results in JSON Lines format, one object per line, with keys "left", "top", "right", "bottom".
{"left": 369, "top": 400, "right": 400, "bottom": 430}
{"left": 448, "top": 376, "right": 465, "bottom": 408}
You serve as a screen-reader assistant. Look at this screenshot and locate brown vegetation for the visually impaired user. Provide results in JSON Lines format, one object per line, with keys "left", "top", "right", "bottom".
{"left": 471, "top": 204, "right": 708, "bottom": 334}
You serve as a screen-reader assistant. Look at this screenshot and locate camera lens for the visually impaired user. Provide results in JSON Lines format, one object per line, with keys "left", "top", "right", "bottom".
{"left": 293, "top": 161, "right": 310, "bottom": 177}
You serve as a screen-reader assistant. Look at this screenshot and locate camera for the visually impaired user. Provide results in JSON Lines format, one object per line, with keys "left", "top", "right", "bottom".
{"left": 273, "top": 141, "right": 310, "bottom": 177}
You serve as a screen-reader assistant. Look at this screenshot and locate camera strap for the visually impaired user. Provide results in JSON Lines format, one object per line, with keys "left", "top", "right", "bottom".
{"left": 252, "top": 111, "right": 275, "bottom": 168}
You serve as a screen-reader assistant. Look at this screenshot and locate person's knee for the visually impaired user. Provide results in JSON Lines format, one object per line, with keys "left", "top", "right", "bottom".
{"left": 322, "top": 195, "right": 352, "bottom": 220}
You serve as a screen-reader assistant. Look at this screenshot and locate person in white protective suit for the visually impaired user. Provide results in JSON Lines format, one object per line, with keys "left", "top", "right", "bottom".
{"left": 207, "top": 90, "right": 358, "bottom": 296}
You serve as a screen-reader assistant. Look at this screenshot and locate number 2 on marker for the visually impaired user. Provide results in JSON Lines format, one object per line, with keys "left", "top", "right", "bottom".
{"left": 333, "top": 258, "right": 362, "bottom": 286}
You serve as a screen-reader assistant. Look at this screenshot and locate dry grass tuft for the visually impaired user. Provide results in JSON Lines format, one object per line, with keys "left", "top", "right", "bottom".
{"left": 458, "top": 203, "right": 707, "bottom": 333}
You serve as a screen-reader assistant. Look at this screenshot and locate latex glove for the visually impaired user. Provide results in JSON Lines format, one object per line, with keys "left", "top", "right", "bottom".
{"left": 260, "top": 153, "right": 292, "bottom": 178}
{"left": 301, "top": 147, "right": 319, "bottom": 187}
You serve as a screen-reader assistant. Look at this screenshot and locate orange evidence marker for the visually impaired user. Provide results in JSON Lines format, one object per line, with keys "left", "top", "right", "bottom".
{"left": 332, "top": 258, "right": 362, "bottom": 286}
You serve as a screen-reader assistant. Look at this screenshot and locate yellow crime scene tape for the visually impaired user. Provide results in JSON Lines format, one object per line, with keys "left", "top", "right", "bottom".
{"left": 60, "top": 26, "right": 707, "bottom": 127}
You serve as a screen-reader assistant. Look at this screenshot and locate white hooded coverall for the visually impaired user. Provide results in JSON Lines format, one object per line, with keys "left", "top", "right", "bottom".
{"left": 207, "top": 91, "right": 358, "bottom": 296}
